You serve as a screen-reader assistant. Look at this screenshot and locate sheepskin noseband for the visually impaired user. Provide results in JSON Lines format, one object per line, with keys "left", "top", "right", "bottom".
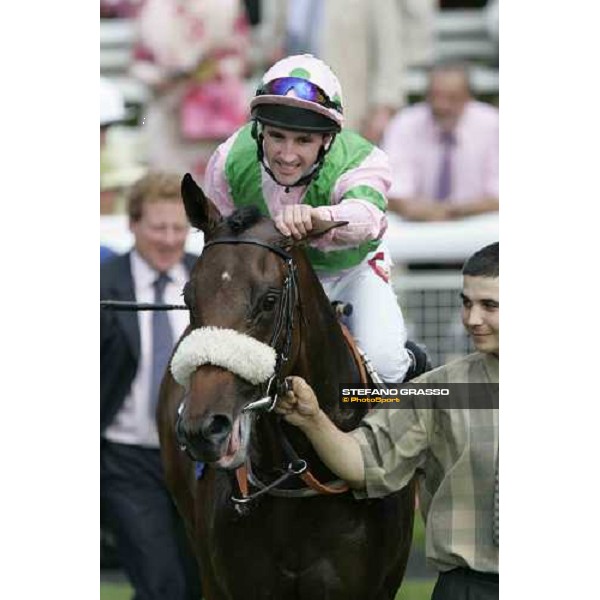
{"left": 170, "top": 327, "right": 276, "bottom": 389}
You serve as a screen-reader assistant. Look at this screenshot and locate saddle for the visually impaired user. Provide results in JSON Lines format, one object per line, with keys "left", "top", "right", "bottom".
{"left": 331, "top": 301, "right": 379, "bottom": 385}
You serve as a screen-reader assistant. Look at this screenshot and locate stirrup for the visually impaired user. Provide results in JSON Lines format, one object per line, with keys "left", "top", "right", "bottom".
{"left": 331, "top": 301, "right": 353, "bottom": 318}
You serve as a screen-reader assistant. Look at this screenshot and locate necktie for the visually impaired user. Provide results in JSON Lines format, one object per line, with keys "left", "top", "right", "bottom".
{"left": 435, "top": 131, "right": 455, "bottom": 202}
{"left": 150, "top": 273, "right": 174, "bottom": 417}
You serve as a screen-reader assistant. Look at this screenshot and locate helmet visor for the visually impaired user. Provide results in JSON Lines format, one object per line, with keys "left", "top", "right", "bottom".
{"left": 256, "top": 77, "right": 343, "bottom": 114}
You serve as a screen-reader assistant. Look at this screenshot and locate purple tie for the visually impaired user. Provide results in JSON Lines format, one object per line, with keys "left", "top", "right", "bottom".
{"left": 150, "top": 273, "right": 173, "bottom": 417}
{"left": 435, "top": 131, "right": 455, "bottom": 202}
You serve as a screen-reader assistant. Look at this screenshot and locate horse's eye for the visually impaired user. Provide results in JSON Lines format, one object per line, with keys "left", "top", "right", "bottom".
{"left": 261, "top": 293, "right": 278, "bottom": 312}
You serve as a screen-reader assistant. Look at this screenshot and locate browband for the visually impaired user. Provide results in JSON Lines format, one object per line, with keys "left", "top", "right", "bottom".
{"left": 204, "top": 238, "right": 293, "bottom": 261}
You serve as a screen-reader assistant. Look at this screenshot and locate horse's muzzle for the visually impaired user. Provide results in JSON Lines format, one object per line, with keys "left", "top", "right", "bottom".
{"left": 176, "top": 407, "right": 251, "bottom": 469}
{"left": 176, "top": 411, "right": 231, "bottom": 462}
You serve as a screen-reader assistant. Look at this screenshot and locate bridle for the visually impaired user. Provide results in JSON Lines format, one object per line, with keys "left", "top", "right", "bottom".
{"left": 201, "top": 236, "right": 300, "bottom": 410}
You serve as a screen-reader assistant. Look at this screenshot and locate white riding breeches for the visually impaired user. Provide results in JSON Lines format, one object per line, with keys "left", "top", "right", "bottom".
{"left": 318, "top": 244, "right": 410, "bottom": 383}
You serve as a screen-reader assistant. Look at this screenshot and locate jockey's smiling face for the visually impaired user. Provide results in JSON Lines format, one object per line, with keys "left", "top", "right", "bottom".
{"left": 262, "top": 125, "right": 331, "bottom": 186}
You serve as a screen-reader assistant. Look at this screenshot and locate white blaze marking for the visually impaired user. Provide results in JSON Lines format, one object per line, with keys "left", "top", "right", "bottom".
{"left": 221, "top": 271, "right": 232, "bottom": 282}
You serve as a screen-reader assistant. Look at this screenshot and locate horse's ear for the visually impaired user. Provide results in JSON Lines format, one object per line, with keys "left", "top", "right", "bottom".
{"left": 181, "top": 173, "right": 222, "bottom": 234}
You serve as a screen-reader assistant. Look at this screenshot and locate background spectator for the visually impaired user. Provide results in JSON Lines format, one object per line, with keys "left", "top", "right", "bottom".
{"left": 101, "top": 171, "right": 201, "bottom": 600}
{"left": 258, "top": 0, "right": 436, "bottom": 144}
{"left": 383, "top": 61, "right": 498, "bottom": 221}
{"left": 129, "top": 0, "right": 251, "bottom": 183}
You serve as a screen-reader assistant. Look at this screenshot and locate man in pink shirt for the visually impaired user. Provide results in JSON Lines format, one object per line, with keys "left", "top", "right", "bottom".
{"left": 383, "top": 62, "right": 499, "bottom": 221}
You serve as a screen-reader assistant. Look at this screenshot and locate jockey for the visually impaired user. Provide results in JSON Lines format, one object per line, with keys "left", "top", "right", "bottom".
{"left": 204, "top": 54, "right": 412, "bottom": 382}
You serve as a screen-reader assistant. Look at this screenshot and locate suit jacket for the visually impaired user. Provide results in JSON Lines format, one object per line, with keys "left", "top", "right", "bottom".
{"left": 100, "top": 251, "right": 197, "bottom": 435}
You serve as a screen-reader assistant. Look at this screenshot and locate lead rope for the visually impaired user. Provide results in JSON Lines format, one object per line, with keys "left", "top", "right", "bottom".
{"left": 234, "top": 313, "right": 374, "bottom": 505}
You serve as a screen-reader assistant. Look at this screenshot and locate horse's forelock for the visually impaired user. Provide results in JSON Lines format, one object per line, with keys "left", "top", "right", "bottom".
{"left": 225, "top": 206, "right": 264, "bottom": 236}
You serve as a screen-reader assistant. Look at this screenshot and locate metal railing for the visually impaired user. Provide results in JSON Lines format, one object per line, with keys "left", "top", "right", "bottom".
{"left": 101, "top": 215, "right": 496, "bottom": 368}
{"left": 393, "top": 270, "right": 473, "bottom": 368}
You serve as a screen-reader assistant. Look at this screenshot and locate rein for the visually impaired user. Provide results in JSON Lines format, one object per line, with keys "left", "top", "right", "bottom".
{"left": 100, "top": 301, "right": 187, "bottom": 311}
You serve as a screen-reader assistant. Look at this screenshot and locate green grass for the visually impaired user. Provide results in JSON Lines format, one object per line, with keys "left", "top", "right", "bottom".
{"left": 100, "top": 513, "right": 434, "bottom": 600}
{"left": 100, "top": 582, "right": 132, "bottom": 600}
{"left": 412, "top": 510, "right": 426, "bottom": 550}
{"left": 395, "top": 579, "right": 436, "bottom": 600}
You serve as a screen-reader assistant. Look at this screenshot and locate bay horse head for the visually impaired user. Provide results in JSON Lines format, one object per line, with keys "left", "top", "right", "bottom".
{"left": 172, "top": 174, "right": 346, "bottom": 470}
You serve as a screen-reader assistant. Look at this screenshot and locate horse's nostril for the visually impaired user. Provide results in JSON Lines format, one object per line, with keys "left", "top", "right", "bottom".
{"left": 201, "top": 414, "right": 232, "bottom": 444}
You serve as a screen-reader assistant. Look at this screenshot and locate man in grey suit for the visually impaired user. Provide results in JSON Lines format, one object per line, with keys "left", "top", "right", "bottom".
{"left": 101, "top": 171, "right": 202, "bottom": 600}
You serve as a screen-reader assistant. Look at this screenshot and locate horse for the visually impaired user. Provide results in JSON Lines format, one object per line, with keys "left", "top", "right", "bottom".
{"left": 157, "top": 173, "right": 415, "bottom": 600}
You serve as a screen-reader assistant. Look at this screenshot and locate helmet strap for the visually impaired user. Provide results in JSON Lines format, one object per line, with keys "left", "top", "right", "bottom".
{"left": 252, "top": 119, "right": 336, "bottom": 192}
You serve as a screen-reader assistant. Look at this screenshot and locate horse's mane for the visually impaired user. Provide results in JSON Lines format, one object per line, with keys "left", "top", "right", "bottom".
{"left": 225, "top": 206, "right": 264, "bottom": 236}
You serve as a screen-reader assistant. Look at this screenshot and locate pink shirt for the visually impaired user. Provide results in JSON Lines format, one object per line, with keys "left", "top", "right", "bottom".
{"left": 382, "top": 101, "right": 499, "bottom": 203}
{"left": 204, "top": 130, "right": 390, "bottom": 250}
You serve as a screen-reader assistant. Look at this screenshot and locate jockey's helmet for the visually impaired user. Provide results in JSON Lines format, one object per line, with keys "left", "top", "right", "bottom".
{"left": 251, "top": 54, "right": 344, "bottom": 133}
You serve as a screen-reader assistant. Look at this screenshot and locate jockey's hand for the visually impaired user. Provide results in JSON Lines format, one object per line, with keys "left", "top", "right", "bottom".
{"left": 274, "top": 205, "right": 318, "bottom": 240}
{"left": 274, "top": 376, "right": 320, "bottom": 428}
